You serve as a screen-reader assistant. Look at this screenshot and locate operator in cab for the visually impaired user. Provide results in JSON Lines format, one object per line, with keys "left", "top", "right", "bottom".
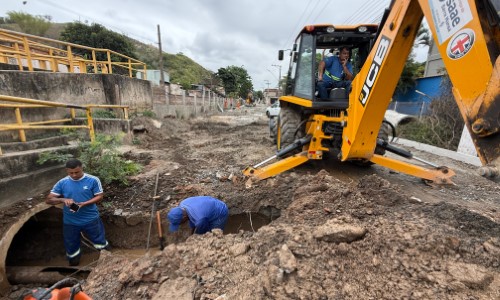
{"left": 316, "top": 46, "right": 353, "bottom": 100}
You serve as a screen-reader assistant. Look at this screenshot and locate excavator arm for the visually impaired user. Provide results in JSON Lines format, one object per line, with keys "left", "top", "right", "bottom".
{"left": 244, "top": 0, "right": 499, "bottom": 183}
{"left": 342, "top": 0, "right": 499, "bottom": 176}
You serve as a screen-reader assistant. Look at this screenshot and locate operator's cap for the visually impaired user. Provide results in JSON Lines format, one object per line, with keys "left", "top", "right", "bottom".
{"left": 167, "top": 207, "right": 184, "bottom": 232}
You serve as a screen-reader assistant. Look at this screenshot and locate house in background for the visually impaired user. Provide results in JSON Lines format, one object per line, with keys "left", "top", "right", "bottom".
{"left": 136, "top": 69, "right": 170, "bottom": 86}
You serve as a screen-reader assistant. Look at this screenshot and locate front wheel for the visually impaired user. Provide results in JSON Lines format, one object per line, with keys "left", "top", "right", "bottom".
{"left": 269, "top": 117, "right": 278, "bottom": 144}
{"left": 278, "top": 104, "right": 304, "bottom": 151}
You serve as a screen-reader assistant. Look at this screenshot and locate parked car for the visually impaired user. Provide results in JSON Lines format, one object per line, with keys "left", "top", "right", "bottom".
{"left": 265, "top": 101, "right": 280, "bottom": 118}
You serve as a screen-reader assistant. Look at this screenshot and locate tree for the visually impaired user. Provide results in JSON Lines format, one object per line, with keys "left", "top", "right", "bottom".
{"left": 216, "top": 66, "right": 253, "bottom": 99}
{"left": 60, "top": 22, "right": 137, "bottom": 62}
{"left": 415, "top": 26, "right": 430, "bottom": 47}
{"left": 254, "top": 90, "right": 264, "bottom": 101}
{"left": 6, "top": 11, "right": 51, "bottom": 36}
{"left": 395, "top": 56, "right": 425, "bottom": 95}
{"left": 394, "top": 25, "right": 429, "bottom": 95}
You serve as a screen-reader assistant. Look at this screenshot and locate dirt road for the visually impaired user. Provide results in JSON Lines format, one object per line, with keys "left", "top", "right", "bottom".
{"left": 6, "top": 105, "right": 500, "bottom": 299}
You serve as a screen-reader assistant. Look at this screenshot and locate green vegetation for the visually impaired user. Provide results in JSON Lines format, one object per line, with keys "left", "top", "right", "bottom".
{"left": 60, "top": 22, "right": 137, "bottom": 76}
{"left": 394, "top": 25, "right": 428, "bottom": 96}
{"left": 141, "top": 110, "right": 156, "bottom": 118}
{"left": 398, "top": 74, "right": 464, "bottom": 150}
{"left": 92, "top": 110, "right": 117, "bottom": 119}
{"left": 3, "top": 11, "right": 51, "bottom": 36}
{"left": 217, "top": 65, "right": 253, "bottom": 99}
{"left": 395, "top": 56, "right": 425, "bottom": 95}
{"left": 166, "top": 53, "right": 214, "bottom": 90}
{"left": 133, "top": 43, "right": 214, "bottom": 90}
{"left": 37, "top": 133, "right": 142, "bottom": 185}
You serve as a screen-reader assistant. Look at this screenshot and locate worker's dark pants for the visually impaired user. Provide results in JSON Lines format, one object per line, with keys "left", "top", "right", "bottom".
{"left": 317, "top": 80, "right": 352, "bottom": 99}
{"left": 63, "top": 217, "right": 109, "bottom": 260}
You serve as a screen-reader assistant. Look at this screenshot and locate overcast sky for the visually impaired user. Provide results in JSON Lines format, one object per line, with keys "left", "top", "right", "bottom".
{"left": 1, "top": 0, "right": 429, "bottom": 91}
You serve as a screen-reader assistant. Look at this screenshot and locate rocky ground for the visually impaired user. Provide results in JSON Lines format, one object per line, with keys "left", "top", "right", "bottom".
{"left": 5, "top": 105, "right": 500, "bottom": 299}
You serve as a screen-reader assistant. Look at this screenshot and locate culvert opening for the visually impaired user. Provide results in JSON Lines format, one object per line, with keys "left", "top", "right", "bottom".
{"left": 5, "top": 207, "right": 98, "bottom": 285}
{"left": 224, "top": 206, "right": 281, "bottom": 234}
{"left": 5, "top": 205, "right": 281, "bottom": 287}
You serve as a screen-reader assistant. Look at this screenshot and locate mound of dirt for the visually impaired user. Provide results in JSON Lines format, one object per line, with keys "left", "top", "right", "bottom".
{"left": 84, "top": 173, "right": 499, "bottom": 299}
{"left": 4, "top": 107, "right": 499, "bottom": 299}
{"left": 85, "top": 110, "right": 498, "bottom": 299}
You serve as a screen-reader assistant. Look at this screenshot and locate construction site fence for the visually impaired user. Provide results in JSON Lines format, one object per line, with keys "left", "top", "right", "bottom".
{"left": 0, "top": 28, "right": 147, "bottom": 79}
{"left": 0, "top": 95, "right": 129, "bottom": 155}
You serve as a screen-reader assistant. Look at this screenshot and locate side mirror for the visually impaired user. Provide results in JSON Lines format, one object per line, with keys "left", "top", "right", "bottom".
{"left": 278, "top": 50, "right": 284, "bottom": 61}
{"left": 292, "top": 44, "right": 297, "bottom": 51}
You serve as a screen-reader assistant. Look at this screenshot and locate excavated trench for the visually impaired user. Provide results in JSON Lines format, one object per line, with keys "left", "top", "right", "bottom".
{"left": 2, "top": 204, "right": 280, "bottom": 290}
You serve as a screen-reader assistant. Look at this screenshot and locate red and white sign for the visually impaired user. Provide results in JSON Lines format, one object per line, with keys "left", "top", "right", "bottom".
{"left": 446, "top": 28, "right": 475, "bottom": 59}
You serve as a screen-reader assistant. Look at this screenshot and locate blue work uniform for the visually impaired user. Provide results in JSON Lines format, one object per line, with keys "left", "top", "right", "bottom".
{"left": 179, "top": 196, "right": 229, "bottom": 234}
{"left": 51, "top": 173, "right": 108, "bottom": 260}
{"left": 317, "top": 56, "right": 353, "bottom": 99}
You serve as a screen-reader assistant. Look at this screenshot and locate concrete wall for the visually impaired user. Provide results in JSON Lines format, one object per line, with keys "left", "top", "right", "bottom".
{"left": 0, "top": 71, "right": 153, "bottom": 141}
{"left": 0, "top": 71, "right": 152, "bottom": 108}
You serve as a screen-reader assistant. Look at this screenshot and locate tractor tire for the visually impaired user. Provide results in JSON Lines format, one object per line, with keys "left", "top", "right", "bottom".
{"left": 278, "top": 104, "right": 304, "bottom": 151}
{"left": 269, "top": 117, "right": 278, "bottom": 144}
{"left": 374, "top": 121, "right": 391, "bottom": 155}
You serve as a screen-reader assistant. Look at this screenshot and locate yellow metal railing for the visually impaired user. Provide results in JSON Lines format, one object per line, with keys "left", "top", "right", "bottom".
{"left": 0, "top": 95, "right": 129, "bottom": 147}
{"left": 0, "top": 28, "right": 147, "bottom": 79}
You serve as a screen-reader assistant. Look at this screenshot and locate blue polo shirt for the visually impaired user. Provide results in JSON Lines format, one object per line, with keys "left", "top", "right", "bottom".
{"left": 179, "top": 196, "right": 228, "bottom": 234}
{"left": 323, "top": 56, "right": 353, "bottom": 83}
{"left": 51, "top": 173, "right": 103, "bottom": 226}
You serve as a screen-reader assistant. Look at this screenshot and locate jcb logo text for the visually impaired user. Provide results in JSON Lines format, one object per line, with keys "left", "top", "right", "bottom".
{"left": 359, "top": 36, "right": 391, "bottom": 106}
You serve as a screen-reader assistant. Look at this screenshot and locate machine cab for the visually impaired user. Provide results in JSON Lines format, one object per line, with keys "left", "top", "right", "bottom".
{"left": 279, "top": 24, "right": 379, "bottom": 104}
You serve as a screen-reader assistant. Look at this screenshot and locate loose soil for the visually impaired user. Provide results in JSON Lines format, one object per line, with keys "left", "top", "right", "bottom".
{"left": 3, "top": 105, "right": 499, "bottom": 299}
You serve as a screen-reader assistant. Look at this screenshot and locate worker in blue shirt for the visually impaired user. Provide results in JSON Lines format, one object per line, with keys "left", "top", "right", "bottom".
{"left": 316, "top": 46, "right": 353, "bottom": 100}
{"left": 167, "top": 196, "right": 229, "bottom": 234}
{"left": 46, "top": 158, "right": 109, "bottom": 266}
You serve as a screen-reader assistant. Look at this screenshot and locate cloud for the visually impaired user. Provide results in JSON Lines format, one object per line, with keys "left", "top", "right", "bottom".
{"left": 2, "top": 0, "right": 418, "bottom": 90}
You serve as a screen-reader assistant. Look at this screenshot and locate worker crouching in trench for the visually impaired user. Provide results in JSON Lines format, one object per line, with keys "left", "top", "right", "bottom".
{"left": 167, "top": 196, "right": 229, "bottom": 235}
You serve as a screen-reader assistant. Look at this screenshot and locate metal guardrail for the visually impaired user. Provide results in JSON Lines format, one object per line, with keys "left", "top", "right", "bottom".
{"left": 0, "top": 28, "right": 147, "bottom": 79}
{"left": 0, "top": 95, "right": 129, "bottom": 153}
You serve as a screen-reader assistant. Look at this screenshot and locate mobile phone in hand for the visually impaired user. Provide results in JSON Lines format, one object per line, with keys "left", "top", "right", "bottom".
{"left": 69, "top": 203, "right": 80, "bottom": 212}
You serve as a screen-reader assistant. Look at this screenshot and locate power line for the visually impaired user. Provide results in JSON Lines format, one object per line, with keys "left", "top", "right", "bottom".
{"left": 344, "top": 0, "right": 388, "bottom": 24}
{"left": 40, "top": 0, "right": 157, "bottom": 45}
{"left": 362, "top": 1, "right": 389, "bottom": 24}
{"left": 356, "top": 0, "right": 388, "bottom": 23}
{"left": 303, "top": 0, "right": 325, "bottom": 25}
{"left": 370, "top": 12, "right": 385, "bottom": 23}
{"left": 311, "top": 0, "right": 332, "bottom": 24}
{"left": 346, "top": 0, "right": 386, "bottom": 23}
{"left": 344, "top": 0, "right": 374, "bottom": 23}
{"left": 281, "top": 0, "right": 315, "bottom": 49}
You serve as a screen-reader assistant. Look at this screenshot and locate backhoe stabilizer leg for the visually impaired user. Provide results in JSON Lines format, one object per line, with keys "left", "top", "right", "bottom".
{"left": 370, "top": 154, "right": 456, "bottom": 184}
{"left": 243, "top": 152, "right": 310, "bottom": 180}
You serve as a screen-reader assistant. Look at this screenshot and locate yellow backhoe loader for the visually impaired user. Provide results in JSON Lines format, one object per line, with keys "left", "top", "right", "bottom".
{"left": 244, "top": 0, "right": 499, "bottom": 184}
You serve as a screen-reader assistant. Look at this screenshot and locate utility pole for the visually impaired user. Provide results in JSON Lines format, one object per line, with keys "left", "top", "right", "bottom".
{"left": 157, "top": 25, "right": 165, "bottom": 86}
{"left": 271, "top": 64, "right": 281, "bottom": 96}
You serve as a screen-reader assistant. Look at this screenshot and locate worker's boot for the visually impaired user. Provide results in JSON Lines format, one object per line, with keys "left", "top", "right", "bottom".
{"left": 68, "top": 254, "right": 81, "bottom": 266}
